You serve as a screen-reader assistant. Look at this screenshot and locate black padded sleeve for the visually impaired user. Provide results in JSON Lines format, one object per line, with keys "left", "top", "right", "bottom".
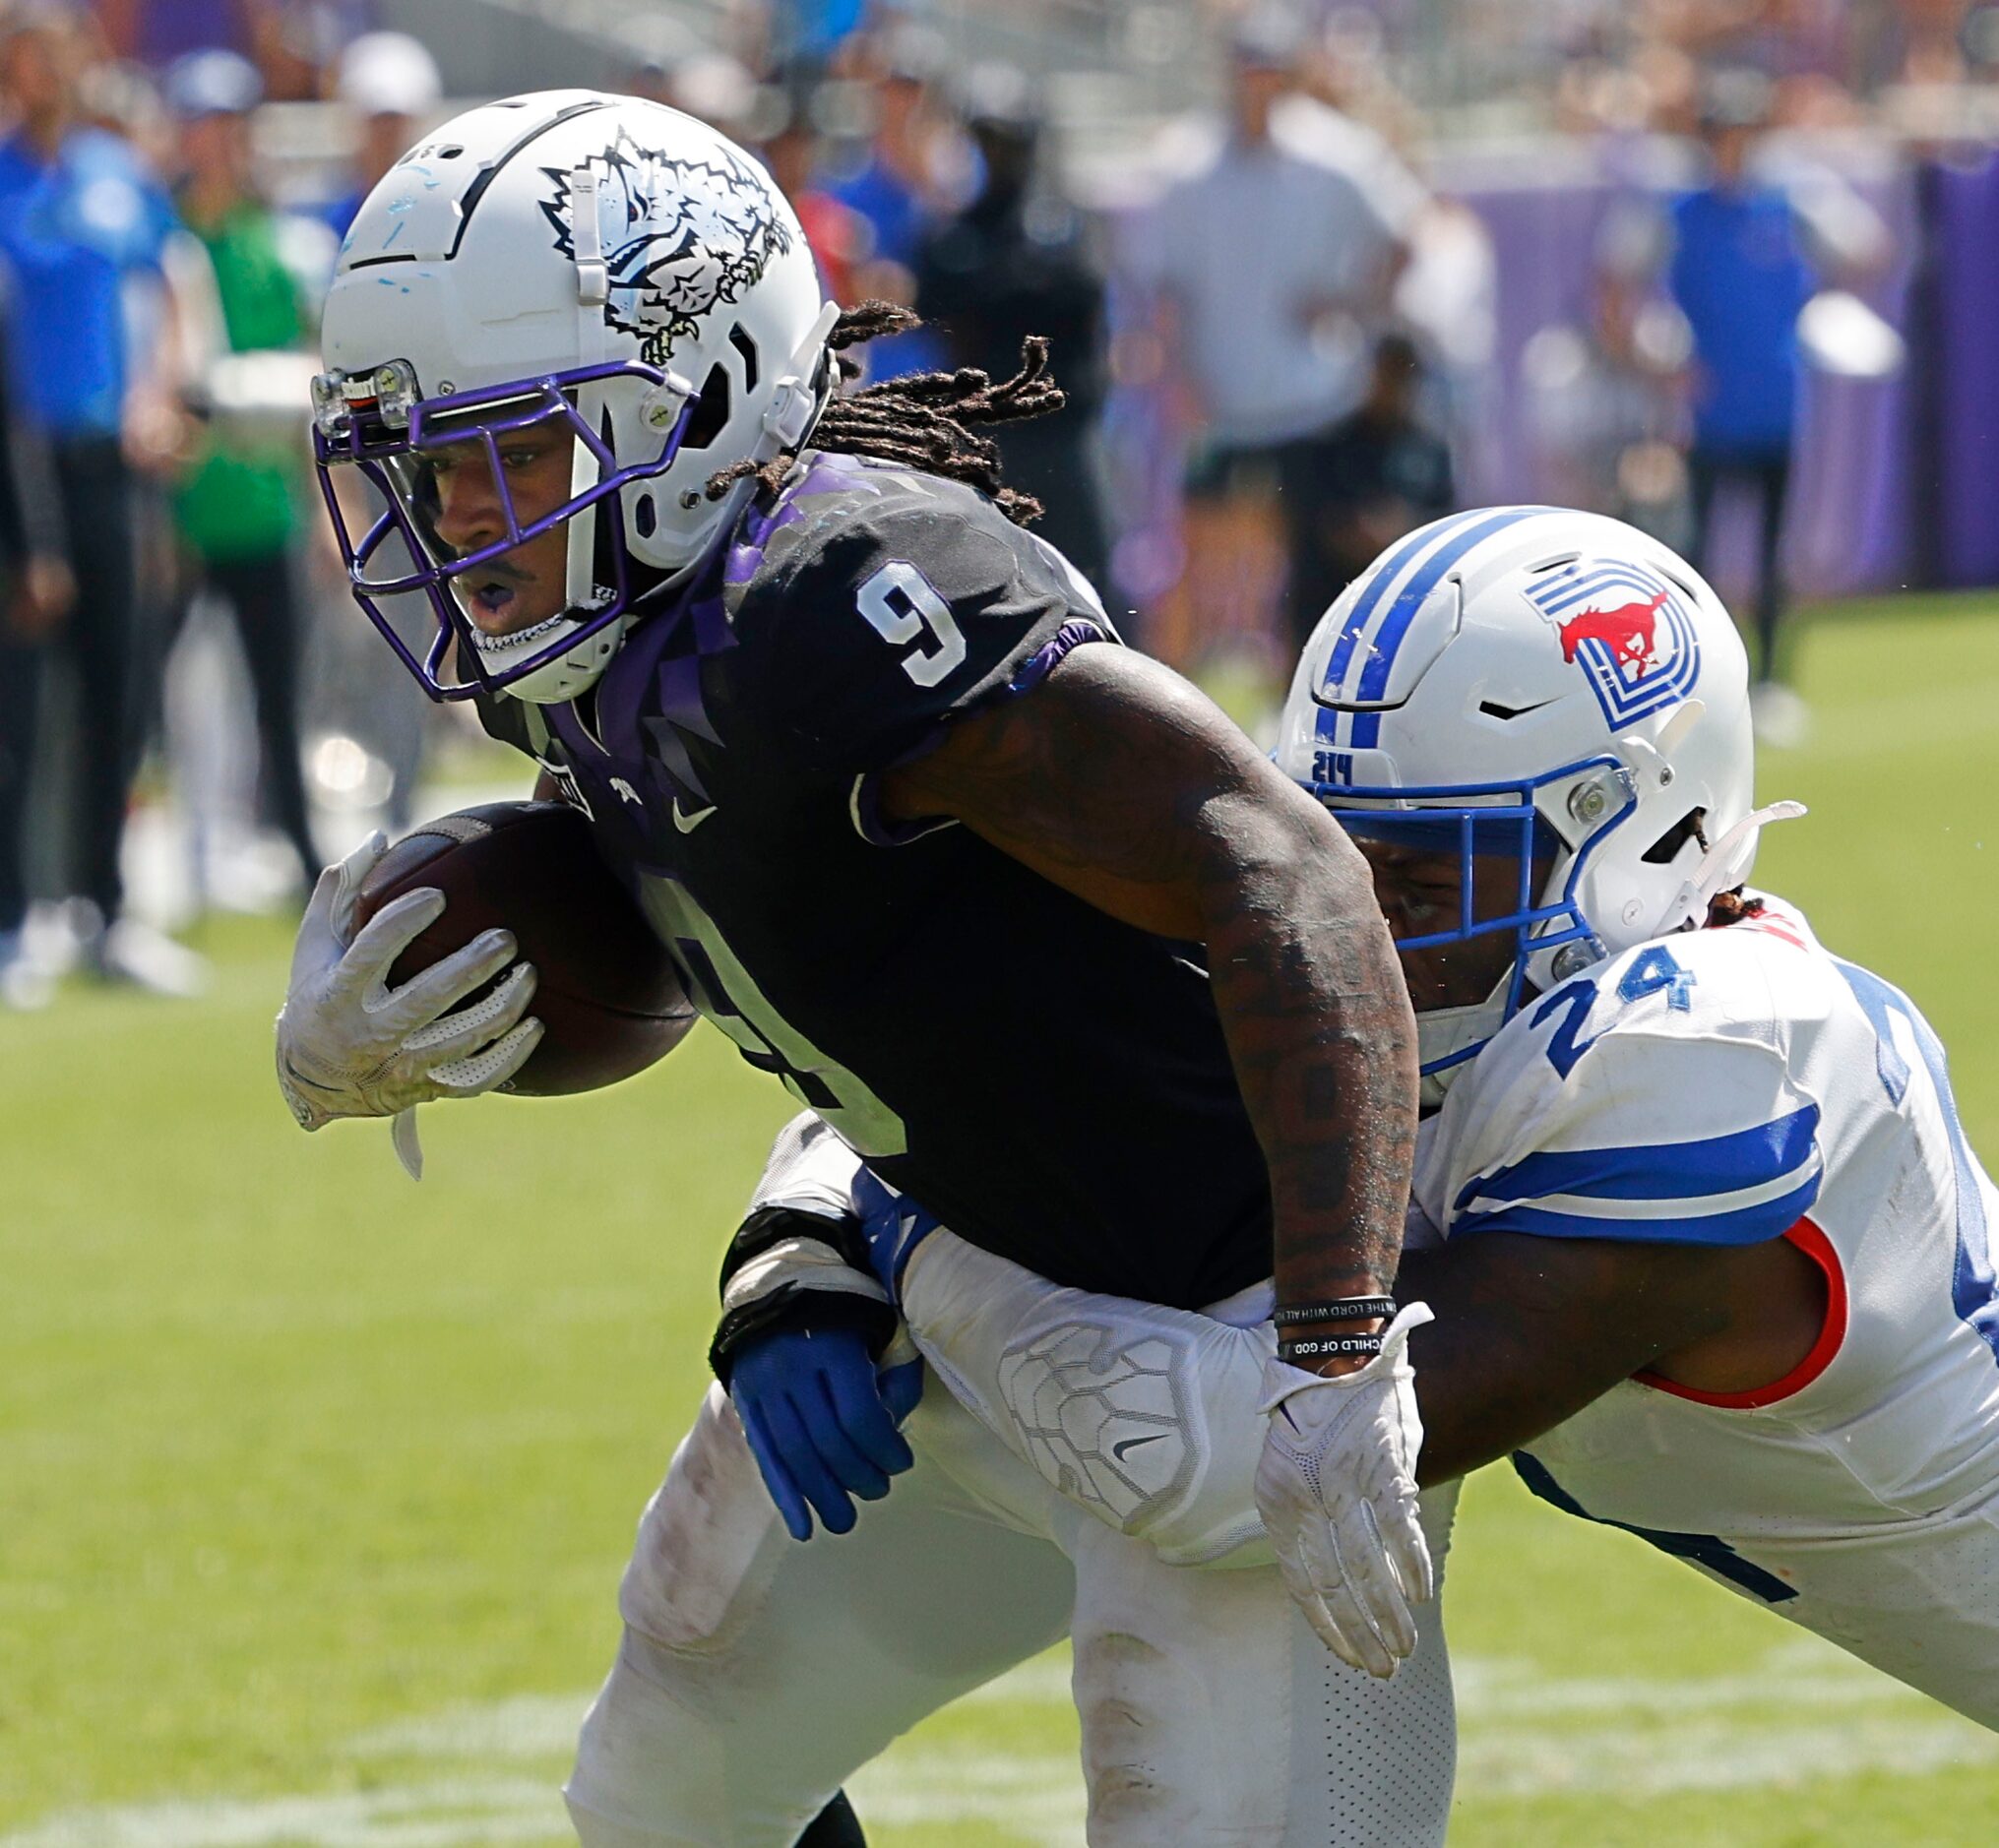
{"left": 733, "top": 485, "right": 1110, "bottom": 778}
{"left": 708, "top": 1203, "right": 899, "bottom": 1387}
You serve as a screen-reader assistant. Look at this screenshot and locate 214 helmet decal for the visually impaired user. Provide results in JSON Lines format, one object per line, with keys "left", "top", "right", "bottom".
{"left": 312, "top": 92, "right": 835, "bottom": 706}
{"left": 1277, "top": 506, "right": 1796, "bottom": 1097}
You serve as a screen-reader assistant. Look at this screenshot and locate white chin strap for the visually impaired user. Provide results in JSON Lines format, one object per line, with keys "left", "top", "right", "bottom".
{"left": 469, "top": 601, "right": 630, "bottom": 707}
{"left": 1665, "top": 800, "right": 1809, "bottom": 929}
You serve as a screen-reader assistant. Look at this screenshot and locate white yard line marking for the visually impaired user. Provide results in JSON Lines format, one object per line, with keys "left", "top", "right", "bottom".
{"left": 6, "top": 1642, "right": 1994, "bottom": 1847}
{"left": 0, "top": 1780, "right": 564, "bottom": 1848}
{"left": 1453, "top": 1645, "right": 1937, "bottom": 1720}
{"left": 1460, "top": 1711, "right": 1999, "bottom": 1801}
{"left": 347, "top": 1695, "right": 593, "bottom": 1762}
{"left": 951, "top": 1653, "right": 1074, "bottom": 1707}
{"left": 848, "top": 1750, "right": 1086, "bottom": 1848}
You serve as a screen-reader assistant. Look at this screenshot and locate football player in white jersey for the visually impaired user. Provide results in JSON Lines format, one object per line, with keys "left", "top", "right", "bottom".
{"left": 1289, "top": 504, "right": 1999, "bottom": 1725}
{"left": 677, "top": 505, "right": 1994, "bottom": 1848}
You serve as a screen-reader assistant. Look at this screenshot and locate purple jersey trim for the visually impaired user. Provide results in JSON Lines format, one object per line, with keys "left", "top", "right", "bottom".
{"left": 848, "top": 617, "right": 1112, "bottom": 848}
{"left": 724, "top": 452, "right": 883, "bottom": 589}
{"left": 1012, "top": 618, "right": 1109, "bottom": 697}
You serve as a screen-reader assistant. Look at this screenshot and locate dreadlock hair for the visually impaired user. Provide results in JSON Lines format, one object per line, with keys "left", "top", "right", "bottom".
{"left": 1706, "top": 887, "right": 1767, "bottom": 929}
{"left": 705, "top": 302, "right": 1065, "bottom": 524}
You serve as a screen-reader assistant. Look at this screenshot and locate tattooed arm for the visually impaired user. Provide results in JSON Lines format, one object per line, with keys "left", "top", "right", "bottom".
{"left": 1400, "top": 1231, "right": 1828, "bottom": 1485}
{"left": 880, "top": 644, "right": 1419, "bottom": 1368}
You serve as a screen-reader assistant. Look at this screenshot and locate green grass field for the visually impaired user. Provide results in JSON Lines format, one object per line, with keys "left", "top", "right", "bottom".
{"left": 3, "top": 593, "right": 1997, "bottom": 1848}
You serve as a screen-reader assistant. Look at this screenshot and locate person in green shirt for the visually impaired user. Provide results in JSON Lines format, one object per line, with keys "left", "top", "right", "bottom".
{"left": 160, "top": 48, "right": 318, "bottom": 891}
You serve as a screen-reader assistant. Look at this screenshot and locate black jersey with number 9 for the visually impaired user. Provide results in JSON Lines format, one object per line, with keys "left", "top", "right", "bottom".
{"left": 479, "top": 451, "right": 1271, "bottom": 1309}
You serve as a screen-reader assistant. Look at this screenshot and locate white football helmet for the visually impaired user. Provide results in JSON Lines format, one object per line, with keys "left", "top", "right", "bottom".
{"left": 1276, "top": 506, "right": 1799, "bottom": 1094}
{"left": 312, "top": 91, "right": 837, "bottom": 704}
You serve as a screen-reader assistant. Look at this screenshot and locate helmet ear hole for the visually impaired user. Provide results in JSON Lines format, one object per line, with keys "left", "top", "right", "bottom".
{"left": 728, "top": 324, "right": 760, "bottom": 393}
{"left": 1641, "top": 806, "right": 1708, "bottom": 865}
{"left": 634, "top": 493, "right": 656, "bottom": 538}
{"left": 678, "top": 363, "right": 732, "bottom": 451}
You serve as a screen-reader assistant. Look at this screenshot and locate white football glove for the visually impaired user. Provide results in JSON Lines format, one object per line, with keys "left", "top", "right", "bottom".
{"left": 1255, "top": 1301, "right": 1436, "bottom": 1678}
{"left": 276, "top": 832, "right": 543, "bottom": 1143}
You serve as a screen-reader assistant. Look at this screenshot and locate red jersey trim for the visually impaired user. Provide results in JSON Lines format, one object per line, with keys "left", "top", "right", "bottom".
{"left": 1633, "top": 1216, "right": 1847, "bottom": 1409}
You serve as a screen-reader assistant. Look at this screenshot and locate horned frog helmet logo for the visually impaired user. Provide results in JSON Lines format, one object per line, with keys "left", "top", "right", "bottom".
{"left": 539, "top": 128, "right": 793, "bottom": 366}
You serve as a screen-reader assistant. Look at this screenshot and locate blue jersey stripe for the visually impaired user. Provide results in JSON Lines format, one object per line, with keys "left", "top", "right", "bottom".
{"left": 1454, "top": 1104, "right": 1821, "bottom": 1212}
{"left": 1834, "top": 960, "right": 1999, "bottom": 1364}
{"left": 1352, "top": 508, "right": 1544, "bottom": 706}
{"left": 1513, "top": 1452, "right": 1798, "bottom": 1602}
{"left": 1454, "top": 1171, "right": 1824, "bottom": 1246}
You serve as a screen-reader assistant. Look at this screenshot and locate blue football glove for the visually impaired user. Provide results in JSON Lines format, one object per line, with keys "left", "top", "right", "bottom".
{"left": 731, "top": 1324, "right": 919, "bottom": 1541}
{"left": 851, "top": 1167, "right": 942, "bottom": 1296}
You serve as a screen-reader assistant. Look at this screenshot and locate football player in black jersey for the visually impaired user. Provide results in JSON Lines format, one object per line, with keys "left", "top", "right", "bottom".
{"left": 278, "top": 94, "right": 1446, "bottom": 1847}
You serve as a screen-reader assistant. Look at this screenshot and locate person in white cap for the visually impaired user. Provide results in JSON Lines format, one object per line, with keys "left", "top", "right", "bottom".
{"left": 314, "top": 31, "right": 441, "bottom": 242}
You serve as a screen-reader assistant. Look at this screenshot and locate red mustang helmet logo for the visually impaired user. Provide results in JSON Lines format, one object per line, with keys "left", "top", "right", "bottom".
{"left": 1525, "top": 562, "right": 1700, "bottom": 730}
{"left": 1556, "top": 589, "right": 1668, "bottom": 678}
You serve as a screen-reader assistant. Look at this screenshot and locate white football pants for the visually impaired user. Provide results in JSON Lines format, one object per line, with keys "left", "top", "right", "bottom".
{"left": 566, "top": 1232, "right": 1459, "bottom": 1848}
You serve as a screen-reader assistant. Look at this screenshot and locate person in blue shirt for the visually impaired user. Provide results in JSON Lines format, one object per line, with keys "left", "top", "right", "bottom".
{"left": 312, "top": 31, "right": 441, "bottom": 245}
{"left": 0, "top": 5, "right": 186, "bottom": 990}
{"left": 826, "top": 26, "right": 955, "bottom": 381}
{"left": 1667, "top": 70, "right": 1813, "bottom": 730}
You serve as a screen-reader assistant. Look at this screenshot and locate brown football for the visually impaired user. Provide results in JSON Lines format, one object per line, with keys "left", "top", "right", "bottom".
{"left": 351, "top": 800, "right": 697, "bottom": 1096}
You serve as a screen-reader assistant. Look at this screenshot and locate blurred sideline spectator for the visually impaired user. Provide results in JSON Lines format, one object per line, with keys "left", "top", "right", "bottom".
{"left": 1128, "top": 4, "right": 1416, "bottom": 675}
{"left": 758, "top": 84, "right": 868, "bottom": 302}
{"left": 769, "top": 0, "right": 866, "bottom": 72}
{"left": 301, "top": 32, "right": 449, "bottom": 842}
{"left": 156, "top": 46, "right": 319, "bottom": 894}
{"left": 914, "top": 64, "right": 1109, "bottom": 594}
{"left": 1666, "top": 65, "right": 1888, "bottom": 743}
{"left": 1393, "top": 193, "right": 1500, "bottom": 502}
{"left": 0, "top": 292, "right": 70, "bottom": 1010}
{"left": 0, "top": 3, "right": 201, "bottom": 994}
{"left": 313, "top": 31, "right": 442, "bottom": 242}
{"left": 94, "top": 0, "right": 363, "bottom": 100}
{"left": 1289, "top": 11, "right": 1499, "bottom": 501}
{"left": 646, "top": 47, "right": 760, "bottom": 135}
{"left": 1284, "top": 330, "right": 1454, "bottom": 647}
{"left": 1521, "top": 256, "right": 1693, "bottom": 545}
{"left": 825, "top": 22, "right": 960, "bottom": 378}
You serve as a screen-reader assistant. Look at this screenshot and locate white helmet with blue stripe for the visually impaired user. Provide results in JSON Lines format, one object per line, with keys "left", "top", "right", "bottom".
{"left": 1277, "top": 505, "right": 1795, "bottom": 1094}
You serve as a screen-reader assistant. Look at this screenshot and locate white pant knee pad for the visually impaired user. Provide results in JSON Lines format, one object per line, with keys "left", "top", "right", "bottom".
{"left": 904, "top": 1230, "right": 1276, "bottom": 1567}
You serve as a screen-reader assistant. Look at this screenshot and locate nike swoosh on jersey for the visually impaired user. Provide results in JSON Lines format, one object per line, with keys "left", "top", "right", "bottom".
{"left": 671, "top": 798, "right": 718, "bottom": 833}
{"left": 1111, "top": 1433, "right": 1169, "bottom": 1462}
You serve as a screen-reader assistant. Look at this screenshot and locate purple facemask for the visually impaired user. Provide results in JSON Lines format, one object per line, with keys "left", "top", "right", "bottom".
{"left": 312, "top": 358, "right": 697, "bottom": 702}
